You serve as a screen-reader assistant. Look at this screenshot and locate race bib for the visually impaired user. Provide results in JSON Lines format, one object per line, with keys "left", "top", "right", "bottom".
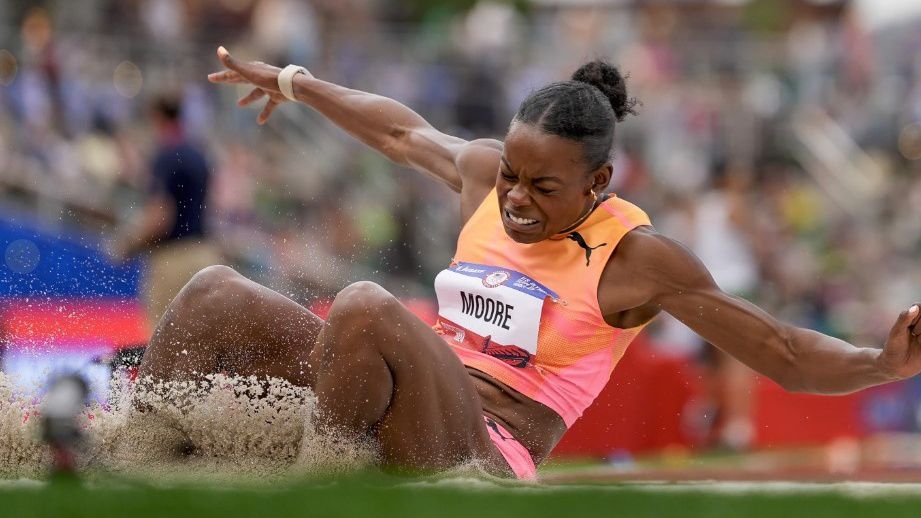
{"left": 434, "top": 261, "right": 558, "bottom": 366}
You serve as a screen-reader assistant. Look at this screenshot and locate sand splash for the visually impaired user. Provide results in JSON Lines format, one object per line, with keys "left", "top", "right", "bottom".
{"left": 0, "top": 372, "right": 377, "bottom": 482}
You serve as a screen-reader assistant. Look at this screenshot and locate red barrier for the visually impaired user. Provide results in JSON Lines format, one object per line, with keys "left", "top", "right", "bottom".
{"left": 1, "top": 298, "right": 149, "bottom": 350}
{"left": 754, "top": 376, "right": 865, "bottom": 447}
{"left": 553, "top": 336, "right": 704, "bottom": 458}
{"left": 552, "top": 336, "right": 869, "bottom": 459}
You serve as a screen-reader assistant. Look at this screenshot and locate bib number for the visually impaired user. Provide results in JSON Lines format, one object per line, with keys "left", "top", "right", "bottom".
{"left": 434, "top": 262, "right": 558, "bottom": 365}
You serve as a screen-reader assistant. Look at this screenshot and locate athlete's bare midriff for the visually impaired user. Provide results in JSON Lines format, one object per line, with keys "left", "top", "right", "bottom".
{"left": 465, "top": 367, "right": 565, "bottom": 465}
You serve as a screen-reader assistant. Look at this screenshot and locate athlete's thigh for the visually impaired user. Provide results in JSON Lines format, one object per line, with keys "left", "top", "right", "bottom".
{"left": 213, "top": 277, "right": 325, "bottom": 384}
{"left": 369, "top": 305, "right": 499, "bottom": 471}
{"left": 142, "top": 270, "right": 324, "bottom": 386}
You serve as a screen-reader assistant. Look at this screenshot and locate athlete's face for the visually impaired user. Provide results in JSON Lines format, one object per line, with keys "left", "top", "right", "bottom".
{"left": 497, "top": 122, "right": 611, "bottom": 244}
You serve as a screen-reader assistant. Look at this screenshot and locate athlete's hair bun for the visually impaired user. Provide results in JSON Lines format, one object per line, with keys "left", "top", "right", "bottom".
{"left": 571, "top": 60, "right": 637, "bottom": 122}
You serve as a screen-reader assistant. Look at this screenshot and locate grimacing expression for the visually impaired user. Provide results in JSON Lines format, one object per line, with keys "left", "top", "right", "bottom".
{"left": 497, "top": 122, "right": 610, "bottom": 244}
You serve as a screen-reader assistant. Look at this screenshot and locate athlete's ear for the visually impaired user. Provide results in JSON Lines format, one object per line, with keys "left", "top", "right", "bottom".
{"left": 588, "top": 164, "right": 612, "bottom": 195}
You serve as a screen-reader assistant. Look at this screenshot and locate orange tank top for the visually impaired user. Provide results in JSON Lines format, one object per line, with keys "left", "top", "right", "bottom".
{"left": 433, "top": 189, "right": 652, "bottom": 427}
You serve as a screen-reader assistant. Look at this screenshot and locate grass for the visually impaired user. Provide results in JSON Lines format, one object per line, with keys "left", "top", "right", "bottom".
{"left": 5, "top": 474, "right": 921, "bottom": 518}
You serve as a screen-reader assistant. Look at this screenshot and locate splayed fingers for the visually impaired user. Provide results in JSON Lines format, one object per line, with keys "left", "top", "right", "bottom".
{"left": 208, "top": 70, "right": 246, "bottom": 84}
{"left": 257, "top": 96, "right": 282, "bottom": 125}
{"left": 879, "top": 304, "right": 921, "bottom": 379}
{"left": 235, "top": 87, "right": 288, "bottom": 124}
{"left": 209, "top": 46, "right": 283, "bottom": 93}
{"left": 238, "top": 88, "right": 267, "bottom": 107}
{"left": 209, "top": 46, "right": 291, "bottom": 124}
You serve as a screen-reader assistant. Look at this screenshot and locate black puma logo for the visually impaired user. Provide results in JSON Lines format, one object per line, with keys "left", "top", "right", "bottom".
{"left": 567, "top": 231, "right": 607, "bottom": 266}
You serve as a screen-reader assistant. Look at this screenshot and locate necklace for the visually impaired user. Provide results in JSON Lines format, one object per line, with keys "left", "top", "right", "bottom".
{"left": 552, "top": 196, "right": 601, "bottom": 238}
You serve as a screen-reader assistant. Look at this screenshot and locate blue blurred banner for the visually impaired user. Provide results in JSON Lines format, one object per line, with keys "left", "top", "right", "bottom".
{"left": 0, "top": 207, "right": 141, "bottom": 299}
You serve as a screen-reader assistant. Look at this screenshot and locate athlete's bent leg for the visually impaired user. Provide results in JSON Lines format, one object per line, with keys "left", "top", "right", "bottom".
{"left": 138, "top": 265, "right": 324, "bottom": 386}
{"left": 308, "top": 281, "right": 507, "bottom": 474}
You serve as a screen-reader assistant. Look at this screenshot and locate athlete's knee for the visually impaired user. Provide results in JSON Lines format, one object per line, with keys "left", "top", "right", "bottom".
{"left": 185, "top": 264, "right": 239, "bottom": 292}
{"left": 174, "top": 265, "right": 250, "bottom": 314}
{"left": 328, "top": 281, "right": 399, "bottom": 322}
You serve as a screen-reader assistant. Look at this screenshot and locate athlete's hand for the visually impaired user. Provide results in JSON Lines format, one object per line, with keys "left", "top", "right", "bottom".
{"left": 207, "top": 46, "right": 309, "bottom": 125}
{"left": 877, "top": 304, "right": 921, "bottom": 380}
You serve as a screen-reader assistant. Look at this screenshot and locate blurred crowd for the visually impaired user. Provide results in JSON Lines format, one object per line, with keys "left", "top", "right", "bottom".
{"left": 2, "top": 0, "right": 921, "bottom": 443}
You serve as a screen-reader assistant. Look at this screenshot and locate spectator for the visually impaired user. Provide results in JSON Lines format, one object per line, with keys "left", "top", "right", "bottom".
{"left": 112, "top": 94, "right": 222, "bottom": 329}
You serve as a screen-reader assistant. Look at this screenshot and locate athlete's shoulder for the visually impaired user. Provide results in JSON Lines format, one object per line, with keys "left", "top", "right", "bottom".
{"left": 601, "top": 194, "right": 652, "bottom": 227}
{"left": 465, "top": 138, "right": 504, "bottom": 152}
{"left": 456, "top": 139, "right": 502, "bottom": 208}
{"left": 456, "top": 138, "right": 502, "bottom": 180}
{"left": 617, "top": 226, "right": 671, "bottom": 257}
{"left": 616, "top": 226, "right": 715, "bottom": 293}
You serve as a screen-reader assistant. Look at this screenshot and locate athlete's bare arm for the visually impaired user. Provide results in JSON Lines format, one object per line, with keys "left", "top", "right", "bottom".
{"left": 605, "top": 227, "right": 921, "bottom": 394}
{"left": 207, "top": 46, "right": 498, "bottom": 217}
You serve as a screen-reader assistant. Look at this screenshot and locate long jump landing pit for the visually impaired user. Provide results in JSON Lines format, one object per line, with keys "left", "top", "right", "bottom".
{"left": 6, "top": 370, "right": 921, "bottom": 518}
{"left": 0, "top": 372, "right": 377, "bottom": 483}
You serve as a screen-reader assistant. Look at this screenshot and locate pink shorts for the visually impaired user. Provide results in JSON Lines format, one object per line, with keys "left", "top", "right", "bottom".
{"left": 484, "top": 416, "right": 537, "bottom": 480}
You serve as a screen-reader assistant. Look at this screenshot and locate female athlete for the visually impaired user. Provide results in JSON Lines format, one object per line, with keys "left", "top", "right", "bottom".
{"left": 138, "top": 46, "right": 921, "bottom": 479}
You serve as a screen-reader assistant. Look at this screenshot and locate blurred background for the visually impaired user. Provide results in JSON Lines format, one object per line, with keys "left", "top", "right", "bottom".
{"left": 2, "top": 0, "right": 921, "bottom": 471}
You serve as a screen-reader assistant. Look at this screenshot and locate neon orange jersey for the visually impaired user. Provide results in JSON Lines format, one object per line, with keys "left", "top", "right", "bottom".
{"left": 433, "top": 189, "right": 652, "bottom": 427}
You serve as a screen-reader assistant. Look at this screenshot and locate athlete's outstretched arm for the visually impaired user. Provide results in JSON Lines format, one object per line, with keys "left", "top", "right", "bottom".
{"left": 207, "top": 47, "right": 498, "bottom": 193}
{"left": 619, "top": 228, "right": 921, "bottom": 394}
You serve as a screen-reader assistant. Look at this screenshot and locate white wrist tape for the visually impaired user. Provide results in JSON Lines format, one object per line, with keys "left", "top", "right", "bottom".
{"left": 277, "top": 64, "right": 308, "bottom": 101}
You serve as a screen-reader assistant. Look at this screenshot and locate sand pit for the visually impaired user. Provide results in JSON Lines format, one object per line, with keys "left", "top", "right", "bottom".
{"left": 0, "top": 372, "right": 377, "bottom": 482}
